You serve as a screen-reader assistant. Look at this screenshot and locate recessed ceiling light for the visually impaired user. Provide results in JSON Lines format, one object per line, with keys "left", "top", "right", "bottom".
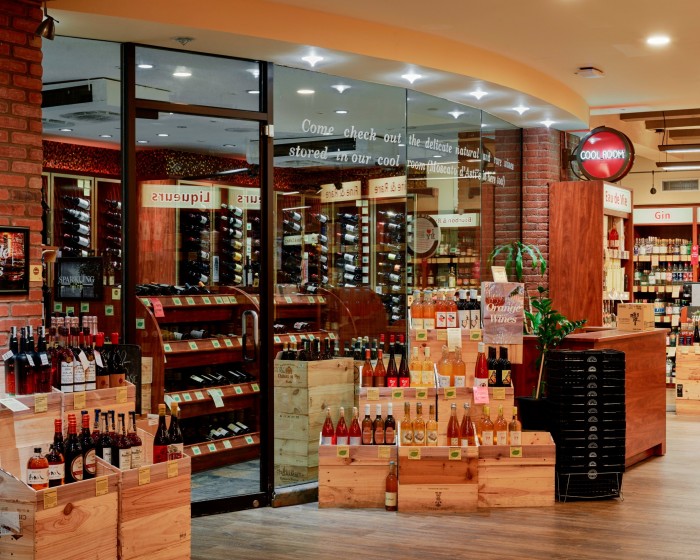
{"left": 401, "top": 72, "right": 422, "bottom": 84}
{"left": 646, "top": 34, "right": 671, "bottom": 46}
{"left": 331, "top": 84, "right": 351, "bottom": 93}
{"left": 99, "top": 134, "right": 112, "bottom": 138}
{"left": 223, "top": 144, "right": 236, "bottom": 148}
{"left": 335, "top": 110, "right": 348, "bottom": 114}
{"left": 398, "top": 143, "right": 406, "bottom": 147}
{"left": 137, "top": 64, "right": 153, "bottom": 69}
{"left": 433, "top": 154, "right": 442, "bottom": 158}
{"left": 157, "top": 133, "right": 169, "bottom": 137}
{"left": 59, "top": 128, "right": 73, "bottom": 132}
{"left": 470, "top": 90, "right": 488, "bottom": 100}
{"left": 513, "top": 105, "right": 530, "bottom": 115}
{"left": 302, "top": 54, "right": 323, "bottom": 67}
{"left": 137, "top": 140, "right": 148, "bottom": 144}
{"left": 575, "top": 67, "right": 605, "bottom": 78}
{"left": 448, "top": 110, "right": 465, "bottom": 119}
{"left": 172, "top": 67, "right": 192, "bottom": 78}
{"left": 247, "top": 90, "right": 259, "bottom": 94}
{"left": 541, "top": 120, "right": 556, "bottom": 128}
{"left": 297, "top": 89, "right": 315, "bottom": 95}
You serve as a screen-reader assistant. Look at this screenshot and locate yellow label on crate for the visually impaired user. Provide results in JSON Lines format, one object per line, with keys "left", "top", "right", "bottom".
{"left": 448, "top": 447, "right": 462, "bottom": 460}
{"left": 377, "top": 446, "right": 392, "bottom": 459}
{"left": 510, "top": 447, "right": 523, "bottom": 458}
{"left": 392, "top": 389, "right": 404, "bottom": 400}
{"left": 72, "top": 392, "right": 86, "bottom": 410}
{"left": 105, "top": 305, "right": 114, "bottom": 316}
{"left": 366, "top": 388, "right": 380, "bottom": 400}
{"left": 53, "top": 302, "right": 63, "bottom": 312}
{"left": 186, "top": 297, "right": 196, "bottom": 306}
{"left": 167, "top": 461, "right": 178, "bottom": 479}
{"left": 407, "top": 448, "right": 421, "bottom": 460}
{"left": 416, "top": 389, "right": 428, "bottom": 399}
{"left": 188, "top": 341, "right": 198, "bottom": 351}
{"left": 138, "top": 467, "right": 151, "bottom": 485}
{"left": 112, "top": 288, "right": 121, "bottom": 301}
{"left": 81, "top": 302, "right": 90, "bottom": 313}
{"left": 116, "top": 387, "right": 128, "bottom": 404}
{"left": 469, "top": 329, "right": 483, "bottom": 341}
{"left": 66, "top": 306, "right": 75, "bottom": 315}
{"left": 492, "top": 387, "right": 506, "bottom": 400}
{"left": 415, "top": 330, "right": 428, "bottom": 342}
{"left": 336, "top": 446, "right": 350, "bottom": 458}
{"left": 437, "top": 330, "right": 448, "bottom": 341}
{"left": 443, "top": 388, "right": 457, "bottom": 399}
{"left": 95, "top": 476, "right": 109, "bottom": 496}
{"left": 34, "top": 393, "right": 48, "bottom": 413}
{"left": 43, "top": 489, "right": 58, "bottom": 509}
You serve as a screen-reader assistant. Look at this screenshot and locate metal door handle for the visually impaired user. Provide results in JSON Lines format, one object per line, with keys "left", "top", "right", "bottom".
{"left": 241, "top": 309, "right": 258, "bottom": 362}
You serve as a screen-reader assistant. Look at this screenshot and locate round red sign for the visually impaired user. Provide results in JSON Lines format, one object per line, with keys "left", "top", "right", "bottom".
{"left": 574, "top": 126, "right": 634, "bottom": 182}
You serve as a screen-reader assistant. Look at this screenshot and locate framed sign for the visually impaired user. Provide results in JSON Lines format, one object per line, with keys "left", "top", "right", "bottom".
{"left": 408, "top": 215, "right": 440, "bottom": 258}
{"left": 572, "top": 126, "right": 635, "bottom": 182}
{"left": 0, "top": 227, "right": 29, "bottom": 294}
{"left": 54, "top": 257, "right": 104, "bottom": 301}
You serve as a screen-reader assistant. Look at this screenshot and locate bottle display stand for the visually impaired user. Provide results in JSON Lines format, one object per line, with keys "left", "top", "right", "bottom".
{"left": 436, "top": 387, "right": 515, "bottom": 435}
{"left": 0, "top": 465, "right": 120, "bottom": 560}
{"left": 358, "top": 387, "right": 438, "bottom": 420}
{"left": 318, "top": 442, "right": 398, "bottom": 508}
{"left": 674, "top": 347, "right": 700, "bottom": 415}
{"left": 273, "top": 357, "right": 354, "bottom": 487}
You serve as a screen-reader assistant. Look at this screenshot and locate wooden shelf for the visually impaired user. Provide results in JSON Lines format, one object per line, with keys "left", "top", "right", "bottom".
{"left": 161, "top": 337, "right": 244, "bottom": 369}
{"left": 165, "top": 382, "right": 260, "bottom": 419}
{"left": 272, "top": 331, "right": 336, "bottom": 349}
{"left": 186, "top": 432, "right": 260, "bottom": 472}
{"left": 634, "top": 285, "right": 683, "bottom": 294}
{"left": 426, "top": 256, "right": 479, "bottom": 264}
{"left": 634, "top": 254, "right": 692, "bottom": 262}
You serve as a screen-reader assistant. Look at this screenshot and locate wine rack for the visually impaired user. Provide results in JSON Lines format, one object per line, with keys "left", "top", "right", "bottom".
{"left": 53, "top": 175, "right": 94, "bottom": 258}
{"left": 335, "top": 205, "right": 366, "bottom": 288}
{"left": 96, "top": 178, "right": 122, "bottom": 287}
{"left": 375, "top": 202, "right": 407, "bottom": 325}
{"left": 179, "top": 209, "right": 212, "bottom": 286}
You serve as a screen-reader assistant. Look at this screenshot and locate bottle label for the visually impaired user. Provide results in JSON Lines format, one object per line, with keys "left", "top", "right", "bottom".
{"left": 49, "top": 463, "right": 65, "bottom": 480}
{"left": 71, "top": 456, "right": 84, "bottom": 481}
{"left": 61, "top": 362, "right": 74, "bottom": 384}
{"left": 496, "top": 431, "right": 508, "bottom": 446}
{"left": 153, "top": 444, "right": 168, "bottom": 464}
{"left": 27, "top": 467, "right": 49, "bottom": 486}
{"left": 336, "top": 435, "right": 349, "bottom": 445}
{"left": 437, "top": 374, "right": 451, "bottom": 388}
{"left": 85, "top": 361, "right": 96, "bottom": 383}
{"left": 385, "top": 427, "right": 395, "bottom": 445}
{"left": 370, "top": 358, "right": 378, "bottom": 369}
{"left": 349, "top": 436, "right": 362, "bottom": 445}
{"left": 110, "top": 373, "right": 126, "bottom": 387}
{"left": 401, "top": 427, "right": 414, "bottom": 445}
{"left": 362, "top": 426, "right": 373, "bottom": 445}
{"left": 427, "top": 428, "right": 439, "bottom": 445}
{"left": 321, "top": 435, "right": 333, "bottom": 445}
{"left": 502, "top": 368, "right": 512, "bottom": 386}
{"left": 118, "top": 448, "right": 131, "bottom": 470}
{"left": 2, "top": 350, "right": 13, "bottom": 361}
{"left": 481, "top": 431, "right": 494, "bottom": 445}
{"left": 510, "top": 431, "right": 522, "bottom": 446}
{"left": 410, "top": 369, "right": 422, "bottom": 386}
{"left": 412, "top": 317, "right": 424, "bottom": 330}
{"left": 488, "top": 368, "right": 498, "bottom": 386}
{"left": 73, "top": 362, "right": 85, "bottom": 383}
{"left": 168, "top": 443, "right": 184, "bottom": 460}
{"left": 373, "top": 427, "right": 384, "bottom": 445}
{"left": 387, "top": 376, "right": 398, "bottom": 388}
{"left": 448, "top": 437, "right": 459, "bottom": 446}
{"left": 453, "top": 376, "right": 466, "bottom": 388}
{"left": 84, "top": 449, "right": 96, "bottom": 475}
{"left": 422, "top": 368, "right": 435, "bottom": 387}
{"left": 460, "top": 437, "right": 470, "bottom": 447}
{"left": 131, "top": 445, "right": 143, "bottom": 469}
{"left": 385, "top": 491, "right": 397, "bottom": 507}
{"left": 458, "top": 310, "right": 470, "bottom": 329}
{"left": 399, "top": 377, "right": 410, "bottom": 388}
{"left": 413, "top": 427, "right": 425, "bottom": 445}
{"left": 470, "top": 310, "right": 481, "bottom": 330}
{"left": 102, "top": 448, "right": 112, "bottom": 464}
{"left": 423, "top": 318, "right": 436, "bottom": 330}
{"left": 446, "top": 311, "right": 458, "bottom": 328}
{"left": 435, "top": 311, "right": 447, "bottom": 328}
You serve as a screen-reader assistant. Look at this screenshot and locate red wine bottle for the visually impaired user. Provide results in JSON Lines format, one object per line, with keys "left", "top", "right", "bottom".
{"left": 167, "top": 402, "right": 184, "bottom": 460}
{"left": 64, "top": 415, "right": 84, "bottom": 483}
{"left": 153, "top": 404, "right": 170, "bottom": 463}
{"left": 79, "top": 411, "right": 96, "bottom": 479}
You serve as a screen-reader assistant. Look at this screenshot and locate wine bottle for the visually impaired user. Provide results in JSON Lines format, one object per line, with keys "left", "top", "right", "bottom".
{"left": 115, "top": 413, "right": 132, "bottom": 470}
{"left": 499, "top": 347, "right": 512, "bottom": 386}
{"left": 105, "top": 199, "right": 122, "bottom": 210}
{"left": 487, "top": 346, "right": 498, "bottom": 387}
{"left": 426, "top": 404, "right": 438, "bottom": 446}
{"left": 413, "top": 402, "right": 426, "bottom": 446}
{"left": 63, "top": 207, "right": 90, "bottom": 223}
{"left": 282, "top": 209, "right": 302, "bottom": 221}
{"left": 35, "top": 326, "right": 52, "bottom": 393}
{"left": 167, "top": 402, "right": 184, "bottom": 460}
{"left": 64, "top": 415, "right": 84, "bottom": 483}
{"left": 27, "top": 447, "right": 49, "bottom": 490}
{"left": 153, "top": 404, "right": 170, "bottom": 463}
{"left": 79, "top": 411, "right": 96, "bottom": 479}
{"left": 321, "top": 407, "right": 335, "bottom": 445}
{"left": 72, "top": 331, "right": 86, "bottom": 393}
{"left": 461, "top": 403, "right": 476, "bottom": 446}
{"left": 62, "top": 220, "right": 90, "bottom": 236}
{"left": 386, "top": 336, "right": 398, "bottom": 387}
{"left": 14, "top": 327, "right": 30, "bottom": 395}
{"left": 96, "top": 412, "right": 113, "bottom": 464}
{"left": 385, "top": 461, "right": 398, "bottom": 511}
{"left": 221, "top": 203, "right": 243, "bottom": 217}
{"left": 335, "top": 406, "right": 349, "bottom": 445}
{"left": 372, "top": 404, "right": 385, "bottom": 445}
{"left": 474, "top": 342, "right": 488, "bottom": 388}
{"left": 479, "top": 405, "right": 495, "bottom": 446}
{"left": 508, "top": 406, "right": 522, "bottom": 446}
{"left": 46, "top": 443, "right": 64, "bottom": 487}
{"left": 494, "top": 405, "right": 508, "bottom": 446}
{"left": 361, "top": 404, "right": 373, "bottom": 445}
{"left": 3, "top": 326, "right": 18, "bottom": 396}
{"left": 348, "top": 406, "right": 362, "bottom": 445}
{"left": 384, "top": 402, "right": 396, "bottom": 445}
{"left": 446, "top": 403, "right": 460, "bottom": 446}
{"left": 127, "top": 411, "right": 143, "bottom": 468}
{"left": 400, "top": 402, "right": 413, "bottom": 446}
{"left": 63, "top": 233, "right": 90, "bottom": 248}
{"left": 62, "top": 194, "right": 90, "bottom": 210}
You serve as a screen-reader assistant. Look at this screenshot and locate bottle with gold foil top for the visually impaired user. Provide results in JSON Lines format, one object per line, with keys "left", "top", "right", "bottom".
{"left": 27, "top": 447, "right": 49, "bottom": 490}
{"left": 413, "top": 402, "right": 426, "bottom": 446}
{"left": 372, "top": 404, "right": 385, "bottom": 445}
{"left": 400, "top": 401, "right": 413, "bottom": 446}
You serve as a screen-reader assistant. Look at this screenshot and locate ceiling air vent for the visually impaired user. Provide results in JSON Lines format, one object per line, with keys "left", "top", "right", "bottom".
{"left": 662, "top": 179, "right": 699, "bottom": 192}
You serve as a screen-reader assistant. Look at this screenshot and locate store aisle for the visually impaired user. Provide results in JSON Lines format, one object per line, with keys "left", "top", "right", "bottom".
{"left": 192, "top": 414, "right": 699, "bottom": 560}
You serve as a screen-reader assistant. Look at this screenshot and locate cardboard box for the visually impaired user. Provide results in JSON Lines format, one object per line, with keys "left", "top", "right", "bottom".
{"left": 616, "top": 303, "right": 655, "bottom": 331}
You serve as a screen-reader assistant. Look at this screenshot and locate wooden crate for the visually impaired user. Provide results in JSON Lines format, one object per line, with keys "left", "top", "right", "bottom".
{"left": 0, "top": 464, "right": 119, "bottom": 559}
{"left": 358, "top": 387, "right": 437, "bottom": 421}
{"left": 63, "top": 382, "right": 137, "bottom": 426}
{"left": 675, "top": 350, "right": 700, "bottom": 416}
{"left": 0, "top": 389, "right": 62, "bottom": 481}
{"left": 436, "top": 386, "right": 515, "bottom": 433}
{"left": 397, "top": 482, "right": 478, "bottom": 513}
{"left": 318, "top": 444, "right": 397, "bottom": 508}
{"left": 675, "top": 347, "right": 700, "bottom": 380}
{"left": 274, "top": 464, "right": 318, "bottom": 487}
{"left": 477, "top": 431, "right": 555, "bottom": 508}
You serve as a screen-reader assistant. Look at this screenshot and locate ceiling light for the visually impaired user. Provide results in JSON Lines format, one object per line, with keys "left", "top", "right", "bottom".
{"left": 646, "top": 35, "right": 671, "bottom": 46}
{"left": 398, "top": 143, "right": 406, "bottom": 147}
{"left": 282, "top": 191, "right": 300, "bottom": 196}
{"left": 541, "top": 120, "right": 556, "bottom": 128}
{"left": 137, "top": 64, "right": 154, "bottom": 69}
{"left": 223, "top": 144, "right": 236, "bottom": 148}
{"left": 35, "top": 2, "right": 58, "bottom": 40}
{"left": 99, "top": 134, "right": 113, "bottom": 138}
{"left": 433, "top": 155, "right": 442, "bottom": 158}
{"left": 297, "top": 89, "right": 315, "bottom": 95}
{"left": 302, "top": 54, "right": 323, "bottom": 67}
{"left": 59, "top": 128, "right": 73, "bottom": 132}
{"left": 331, "top": 84, "right": 351, "bottom": 93}
{"left": 658, "top": 143, "right": 700, "bottom": 154}
{"left": 157, "top": 133, "right": 169, "bottom": 137}
{"left": 246, "top": 68, "right": 260, "bottom": 79}
{"left": 513, "top": 105, "right": 530, "bottom": 115}
{"left": 172, "top": 67, "right": 192, "bottom": 78}
{"left": 575, "top": 67, "right": 605, "bottom": 78}
{"left": 656, "top": 161, "right": 700, "bottom": 171}
{"left": 247, "top": 90, "right": 259, "bottom": 94}
{"left": 470, "top": 90, "right": 488, "bottom": 100}
{"left": 401, "top": 72, "right": 422, "bottom": 84}
{"left": 335, "top": 110, "right": 348, "bottom": 114}
{"left": 137, "top": 140, "right": 149, "bottom": 144}
{"left": 448, "top": 110, "right": 465, "bottom": 119}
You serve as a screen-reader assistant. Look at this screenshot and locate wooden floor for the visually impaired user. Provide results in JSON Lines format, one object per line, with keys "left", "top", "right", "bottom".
{"left": 192, "top": 414, "right": 700, "bottom": 560}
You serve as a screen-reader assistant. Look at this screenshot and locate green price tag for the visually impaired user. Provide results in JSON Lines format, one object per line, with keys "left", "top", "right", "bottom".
{"left": 140, "top": 298, "right": 151, "bottom": 307}
{"left": 164, "top": 344, "right": 172, "bottom": 353}
{"left": 172, "top": 394, "right": 182, "bottom": 402}
{"left": 214, "top": 296, "right": 223, "bottom": 304}
{"left": 510, "top": 447, "right": 523, "bottom": 458}
{"left": 274, "top": 336, "right": 281, "bottom": 343}
{"left": 245, "top": 436, "right": 254, "bottom": 445}
{"left": 188, "top": 341, "right": 198, "bottom": 351}
{"left": 229, "top": 296, "right": 237, "bottom": 304}
{"left": 444, "top": 388, "right": 457, "bottom": 399}
{"left": 449, "top": 448, "right": 462, "bottom": 460}
{"left": 172, "top": 297, "right": 182, "bottom": 306}
{"left": 224, "top": 338, "right": 233, "bottom": 348}
{"left": 182, "top": 393, "right": 192, "bottom": 402}
{"left": 105, "top": 305, "right": 114, "bottom": 316}
{"left": 66, "top": 306, "right": 75, "bottom": 315}
{"left": 222, "top": 440, "right": 232, "bottom": 449}
{"left": 136, "top": 318, "right": 145, "bottom": 330}
{"left": 328, "top": 333, "right": 335, "bottom": 339}
{"left": 207, "top": 443, "right": 217, "bottom": 452}
{"left": 308, "top": 334, "right": 315, "bottom": 341}
{"left": 80, "top": 302, "right": 90, "bottom": 313}
{"left": 416, "top": 389, "right": 427, "bottom": 399}
{"left": 307, "top": 296, "right": 315, "bottom": 303}
{"left": 408, "top": 449, "right": 421, "bottom": 460}
{"left": 221, "top": 296, "right": 231, "bottom": 304}
{"left": 211, "top": 339, "right": 221, "bottom": 349}
{"left": 336, "top": 446, "right": 350, "bottom": 458}
{"left": 392, "top": 389, "right": 404, "bottom": 399}
{"left": 53, "top": 302, "right": 63, "bottom": 312}
{"left": 289, "top": 335, "right": 297, "bottom": 343}
{"left": 192, "top": 446, "right": 202, "bottom": 456}
{"left": 202, "top": 297, "right": 212, "bottom": 305}
{"left": 251, "top": 383, "right": 260, "bottom": 392}
{"left": 186, "top": 297, "right": 196, "bottom": 306}
{"left": 285, "top": 296, "right": 293, "bottom": 304}
{"left": 194, "top": 391, "right": 205, "bottom": 400}
{"left": 234, "top": 386, "right": 243, "bottom": 395}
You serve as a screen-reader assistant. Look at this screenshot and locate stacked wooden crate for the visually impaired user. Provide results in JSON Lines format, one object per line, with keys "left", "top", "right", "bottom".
{"left": 436, "top": 386, "right": 515, "bottom": 431}
{"left": 63, "top": 381, "right": 137, "bottom": 426}
{"left": 675, "top": 347, "right": 700, "bottom": 415}
{"left": 273, "top": 357, "right": 354, "bottom": 486}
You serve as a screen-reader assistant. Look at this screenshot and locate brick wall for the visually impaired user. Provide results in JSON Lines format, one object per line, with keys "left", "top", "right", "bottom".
{"left": 0, "top": 0, "right": 44, "bottom": 361}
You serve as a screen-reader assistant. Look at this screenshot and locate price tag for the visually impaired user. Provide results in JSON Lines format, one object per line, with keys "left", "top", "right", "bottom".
{"left": 245, "top": 435, "right": 254, "bottom": 445}
{"left": 0, "top": 397, "right": 29, "bottom": 412}
{"left": 164, "top": 343, "right": 172, "bottom": 353}
{"left": 289, "top": 335, "right": 297, "bottom": 343}
{"left": 448, "top": 447, "right": 462, "bottom": 460}
{"left": 222, "top": 439, "right": 233, "bottom": 449}
{"left": 195, "top": 391, "right": 205, "bottom": 400}
{"left": 443, "top": 388, "right": 457, "bottom": 399}
{"left": 141, "top": 298, "right": 151, "bottom": 307}
{"left": 446, "top": 328, "right": 462, "bottom": 352}
{"left": 188, "top": 341, "right": 198, "bottom": 351}
{"left": 414, "top": 330, "right": 428, "bottom": 342}
{"left": 66, "top": 306, "right": 75, "bottom": 315}
{"left": 73, "top": 392, "right": 86, "bottom": 410}
{"left": 318, "top": 296, "right": 326, "bottom": 304}
{"left": 469, "top": 329, "right": 483, "bottom": 341}
{"left": 509, "top": 447, "right": 523, "bottom": 458}
{"left": 672, "top": 315, "right": 680, "bottom": 327}
{"left": 95, "top": 476, "right": 109, "bottom": 496}
{"left": 274, "top": 336, "right": 281, "bottom": 343}
{"left": 328, "top": 332, "right": 334, "bottom": 339}
{"left": 492, "top": 387, "right": 506, "bottom": 400}
{"left": 214, "top": 296, "right": 223, "bottom": 304}
{"left": 207, "top": 443, "right": 217, "bottom": 453}
{"left": 336, "top": 445, "right": 350, "bottom": 458}
{"left": 116, "top": 387, "right": 128, "bottom": 404}
{"left": 208, "top": 389, "right": 225, "bottom": 408}
{"left": 105, "top": 305, "right": 114, "bottom": 317}
{"left": 474, "top": 386, "right": 490, "bottom": 404}
{"left": 40, "top": 352, "right": 49, "bottom": 366}
{"left": 407, "top": 448, "right": 421, "bottom": 460}
{"left": 224, "top": 339, "right": 233, "bottom": 348}
{"left": 185, "top": 297, "right": 196, "bottom": 306}
{"left": 167, "top": 461, "right": 178, "bottom": 478}
{"left": 285, "top": 296, "right": 293, "bottom": 304}
{"left": 78, "top": 350, "right": 90, "bottom": 371}
{"left": 136, "top": 318, "right": 145, "bottom": 330}
{"left": 43, "top": 489, "right": 58, "bottom": 509}
{"left": 172, "top": 297, "right": 182, "bottom": 306}
{"left": 150, "top": 298, "right": 165, "bottom": 318}
{"left": 392, "top": 389, "right": 404, "bottom": 399}
{"left": 251, "top": 383, "right": 260, "bottom": 392}
{"left": 26, "top": 353, "right": 35, "bottom": 367}
{"left": 307, "top": 296, "right": 316, "bottom": 303}
{"left": 2, "top": 350, "right": 14, "bottom": 362}
{"left": 112, "top": 288, "right": 121, "bottom": 300}
{"left": 192, "top": 446, "right": 202, "bottom": 456}
{"left": 81, "top": 302, "right": 90, "bottom": 313}
{"left": 308, "top": 334, "right": 315, "bottom": 341}
{"left": 234, "top": 386, "right": 243, "bottom": 395}
{"left": 377, "top": 446, "right": 392, "bottom": 459}
{"left": 211, "top": 339, "right": 221, "bottom": 349}
{"left": 138, "top": 466, "right": 151, "bottom": 486}
{"left": 202, "top": 297, "right": 212, "bottom": 305}
{"left": 229, "top": 296, "right": 238, "bottom": 304}
{"left": 416, "top": 389, "right": 428, "bottom": 399}
{"left": 221, "top": 296, "right": 231, "bottom": 304}
{"left": 437, "top": 330, "right": 448, "bottom": 341}
{"left": 172, "top": 394, "right": 182, "bottom": 402}
{"left": 53, "top": 302, "right": 63, "bottom": 312}
{"left": 366, "top": 388, "right": 380, "bottom": 400}
{"left": 651, "top": 255, "right": 660, "bottom": 267}
{"left": 34, "top": 393, "right": 48, "bottom": 413}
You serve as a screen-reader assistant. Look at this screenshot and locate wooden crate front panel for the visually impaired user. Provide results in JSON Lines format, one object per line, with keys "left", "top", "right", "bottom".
{"left": 676, "top": 380, "right": 700, "bottom": 400}
{"left": 274, "top": 411, "right": 326, "bottom": 442}
{"left": 274, "top": 438, "right": 318, "bottom": 467}
{"left": 397, "top": 482, "right": 478, "bottom": 513}
{"left": 676, "top": 399, "right": 700, "bottom": 416}
{"left": 274, "top": 464, "right": 318, "bottom": 486}
{"left": 317, "top": 443, "right": 397, "bottom": 465}
{"left": 274, "top": 384, "right": 355, "bottom": 417}
{"left": 436, "top": 386, "right": 514, "bottom": 433}
{"left": 675, "top": 348, "right": 700, "bottom": 380}
{"left": 273, "top": 358, "right": 354, "bottom": 388}
{"left": 63, "top": 382, "right": 137, "bottom": 424}
{"left": 358, "top": 388, "right": 438, "bottom": 419}
{"left": 398, "top": 445, "right": 478, "bottom": 485}
{"left": 0, "top": 390, "right": 62, "bottom": 451}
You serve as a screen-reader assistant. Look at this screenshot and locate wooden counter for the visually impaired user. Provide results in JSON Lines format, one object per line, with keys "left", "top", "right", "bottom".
{"left": 513, "top": 329, "right": 666, "bottom": 468}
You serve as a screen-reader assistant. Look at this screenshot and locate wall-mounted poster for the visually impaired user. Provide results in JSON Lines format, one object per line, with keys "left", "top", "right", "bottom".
{"left": 55, "top": 257, "right": 103, "bottom": 301}
{"left": 0, "top": 227, "right": 29, "bottom": 294}
{"left": 482, "top": 282, "right": 525, "bottom": 345}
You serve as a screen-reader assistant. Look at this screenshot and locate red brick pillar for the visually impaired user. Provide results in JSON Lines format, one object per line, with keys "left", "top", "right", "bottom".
{"left": 0, "top": 0, "right": 44, "bottom": 386}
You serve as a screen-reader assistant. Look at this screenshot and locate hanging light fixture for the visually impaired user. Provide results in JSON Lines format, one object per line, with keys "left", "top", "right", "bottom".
{"left": 35, "top": 1, "right": 58, "bottom": 40}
